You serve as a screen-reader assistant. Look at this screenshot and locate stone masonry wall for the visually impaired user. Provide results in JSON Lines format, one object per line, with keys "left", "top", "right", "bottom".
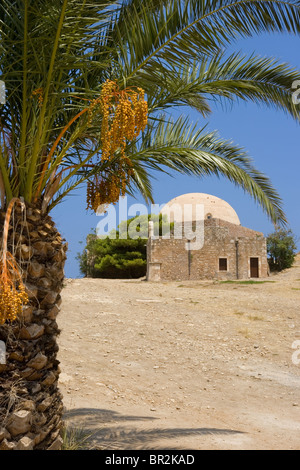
{"left": 147, "top": 218, "right": 268, "bottom": 281}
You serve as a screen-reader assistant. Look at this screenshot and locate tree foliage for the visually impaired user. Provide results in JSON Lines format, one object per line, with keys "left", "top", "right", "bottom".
{"left": 267, "top": 228, "right": 298, "bottom": 271}
{"left": 78, "top": 214, "right": 172, "bottom": 278}
{"left": 0, "top": 1, "right": 300, "bottom": 223}
{"left": 80, "top": 237, "right": 147, "bottom": 279}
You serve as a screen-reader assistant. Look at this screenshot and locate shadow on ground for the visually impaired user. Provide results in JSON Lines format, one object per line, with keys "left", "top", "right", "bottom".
{"left": 63, "top": 407, "right": 243, "bottom": 450}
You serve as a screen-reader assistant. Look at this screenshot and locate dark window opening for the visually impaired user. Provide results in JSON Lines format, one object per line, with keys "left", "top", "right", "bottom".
{"left": 219, "top": 258, "right": 228, "bottom": 271}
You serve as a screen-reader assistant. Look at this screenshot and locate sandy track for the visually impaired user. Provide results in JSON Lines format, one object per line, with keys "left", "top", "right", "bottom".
{"left": 57, "top": 256, "right": 300, "bottom": 450}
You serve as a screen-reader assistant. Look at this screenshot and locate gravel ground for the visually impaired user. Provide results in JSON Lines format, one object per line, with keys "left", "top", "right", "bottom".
{"left": 57, "top": 255, "right": 300, "bottom": 450}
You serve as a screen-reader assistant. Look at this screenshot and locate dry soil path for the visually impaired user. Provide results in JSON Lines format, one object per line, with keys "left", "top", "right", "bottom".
{"left": 57, "top": 256, "right": 300, "bottom": 450}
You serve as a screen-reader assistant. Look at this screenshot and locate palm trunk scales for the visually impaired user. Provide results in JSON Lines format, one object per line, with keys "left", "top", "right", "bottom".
{"left": 0, "top": 203, "right": 67, "bottom": 450}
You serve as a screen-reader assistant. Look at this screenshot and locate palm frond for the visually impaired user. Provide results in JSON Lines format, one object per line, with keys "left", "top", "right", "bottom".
{"left": 113, "top": 0, "right": 300, "bottom": 80}
{"left": 137, "top": 53, "right": 300, "bottom": 120}
{"left": 127, "top": 116, "right": 287, "bottom": 225}
{"left": 0, "top": 0, "right": 299, "bottom": 226}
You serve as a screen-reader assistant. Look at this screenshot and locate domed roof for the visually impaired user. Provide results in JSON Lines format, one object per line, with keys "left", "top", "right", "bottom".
{"left": 160, "top": 193, "right": 240, "bottom": 225}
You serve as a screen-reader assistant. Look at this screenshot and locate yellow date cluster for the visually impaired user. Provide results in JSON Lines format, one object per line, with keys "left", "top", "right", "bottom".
{"left": 0, "top": 254, "right": 28, "bottom": 325}
{"left": 86, "top": 80, "right": 148, "bottom": 211}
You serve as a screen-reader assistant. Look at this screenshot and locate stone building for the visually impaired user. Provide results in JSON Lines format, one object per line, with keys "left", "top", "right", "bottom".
{"left": 146, "top": 193, "right": 268, "bottom": 281}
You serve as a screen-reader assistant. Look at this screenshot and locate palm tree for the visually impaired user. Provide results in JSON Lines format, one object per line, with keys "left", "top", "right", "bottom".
{"left": 0, "top": 0, "right": 299, "bottom": 450}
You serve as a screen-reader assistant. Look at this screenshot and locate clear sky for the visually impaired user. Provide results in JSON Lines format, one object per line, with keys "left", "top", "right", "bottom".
{"left": 52, "top": 32, "right": 300, "bottom": 278}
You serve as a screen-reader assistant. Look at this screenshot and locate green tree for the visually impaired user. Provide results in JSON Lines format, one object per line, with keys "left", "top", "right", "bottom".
{"left": 1, "top": 0, "right": 300, "bottom": 449}
{"left": 78, "top": 214, "right": 172, "bottom": 278}
{"left": 82, "top": 237, "right": 147, "bottom": 278}
{"left": 267, "top": 229, "right": 298, "bottom": 271}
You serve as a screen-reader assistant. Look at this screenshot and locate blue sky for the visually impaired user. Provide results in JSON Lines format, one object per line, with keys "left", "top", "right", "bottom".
{"left": 52, "top": 32, "right": 300, "bottom": 278}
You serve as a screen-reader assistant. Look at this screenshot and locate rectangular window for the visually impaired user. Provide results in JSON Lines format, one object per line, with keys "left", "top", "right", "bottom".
{"left": 219, "top": 258, "right": 228, "bottom": 271}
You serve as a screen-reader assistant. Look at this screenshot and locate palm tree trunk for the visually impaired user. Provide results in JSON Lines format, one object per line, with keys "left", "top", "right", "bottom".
{"left": 0, "top": 202, "right": 67, "bottom": 450}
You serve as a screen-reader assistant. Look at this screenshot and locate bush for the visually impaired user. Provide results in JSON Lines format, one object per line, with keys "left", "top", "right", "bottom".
{"left": 77, "top": 214, "right": 172, "bottom": 278}
{"left": 267, "top": 228, "right": 298, "bottom": 272}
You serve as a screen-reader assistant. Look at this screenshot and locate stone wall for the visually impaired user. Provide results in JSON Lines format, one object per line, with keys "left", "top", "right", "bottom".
{"left": 147, "top": 218, "right": 268, "bottom": 281}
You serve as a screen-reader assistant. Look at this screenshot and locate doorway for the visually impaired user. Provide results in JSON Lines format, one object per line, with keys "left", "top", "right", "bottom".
{"left": 250, "top": 257, "right": 259, "bottom": 278}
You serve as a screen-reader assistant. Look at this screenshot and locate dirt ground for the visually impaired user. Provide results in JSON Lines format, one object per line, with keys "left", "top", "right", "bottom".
{"left": 57, "top": 255, "right": 300, "bottom": 450}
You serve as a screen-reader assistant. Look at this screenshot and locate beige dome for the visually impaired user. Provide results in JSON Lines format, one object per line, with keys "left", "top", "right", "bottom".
{"left": 160, "top": 193, "right": 240, "bottom": 225}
